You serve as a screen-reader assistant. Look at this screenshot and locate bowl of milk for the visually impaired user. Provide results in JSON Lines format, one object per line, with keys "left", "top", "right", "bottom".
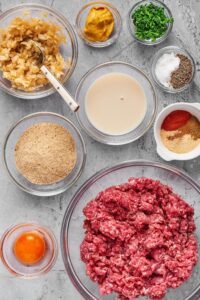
{"left": 75, "top": 61, "right": 157, "bottom": 145}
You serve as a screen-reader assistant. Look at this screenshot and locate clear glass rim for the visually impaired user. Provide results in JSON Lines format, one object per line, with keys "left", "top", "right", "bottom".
{"left": 75, "top": 61, "right": 158, "bottom": 145}
{"left": 75, "top": 1, "right": 122, "bottom": 48}
{"left": 151, "top": 45, "right": 196, "bottom": 93}
{"left": 0, "top": 3, "right": 78, "bottom": 99}
{"left": 61, "top": 159, "right": 200, "bottom": 300}
{"left": 3, "top": 112, "right": 87, "bottom": 197}
{"left": 128, "top": 0, "right": 173, "bottom": 45}
{"left": 0, "top": 222, "right": 58, "bottom": 278}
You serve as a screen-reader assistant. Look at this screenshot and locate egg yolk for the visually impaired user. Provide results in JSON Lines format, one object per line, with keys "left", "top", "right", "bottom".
{"left": 13, "top": 231, "right": 46, "bottom": 265}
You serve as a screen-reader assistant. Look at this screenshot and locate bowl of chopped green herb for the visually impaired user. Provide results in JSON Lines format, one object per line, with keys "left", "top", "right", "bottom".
{"left": 128, "top": 0, "right": 173, "bottom": 45}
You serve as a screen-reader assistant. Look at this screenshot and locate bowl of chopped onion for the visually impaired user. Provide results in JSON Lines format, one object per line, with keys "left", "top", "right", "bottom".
{"left": 0, "top": 3, "right": 78, "bottom": 99}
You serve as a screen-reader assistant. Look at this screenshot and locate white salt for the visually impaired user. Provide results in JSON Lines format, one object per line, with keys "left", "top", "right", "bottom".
{"left": 155, "top": 52, "right": 180, "bottom": 88}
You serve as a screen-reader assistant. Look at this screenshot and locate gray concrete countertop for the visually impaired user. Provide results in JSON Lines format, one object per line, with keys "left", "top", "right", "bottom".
{"left": 0, "top": 0, "right": 199, "bottom": 299}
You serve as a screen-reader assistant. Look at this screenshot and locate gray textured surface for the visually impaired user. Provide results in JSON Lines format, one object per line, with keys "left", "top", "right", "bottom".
{"left": 0, "top": 0, "right": 199, "bottom": 299}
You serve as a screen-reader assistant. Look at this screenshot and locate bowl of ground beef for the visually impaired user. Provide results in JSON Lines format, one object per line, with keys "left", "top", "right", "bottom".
{"left": 61, "top": 161, "right": 200, "bottom": 300}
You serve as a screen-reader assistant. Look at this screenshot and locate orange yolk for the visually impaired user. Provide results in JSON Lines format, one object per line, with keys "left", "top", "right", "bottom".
{"left": 13, "top": 231, "right": 46, "bottom": 265}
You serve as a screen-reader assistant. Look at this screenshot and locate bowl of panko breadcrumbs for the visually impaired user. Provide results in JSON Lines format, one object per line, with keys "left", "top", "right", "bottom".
{"left": 3, "top": 112, "right": 86, "bottom": 196}
{"left": 0, "top": 3, "right": 78, "bottom": 99}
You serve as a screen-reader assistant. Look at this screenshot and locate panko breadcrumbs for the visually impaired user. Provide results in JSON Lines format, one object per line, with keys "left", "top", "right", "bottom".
{"left": 0, "top": 17, "right": 67, "bottom": 91}
{"left": 14, "top": 122, "right": 77, "bottom": 185}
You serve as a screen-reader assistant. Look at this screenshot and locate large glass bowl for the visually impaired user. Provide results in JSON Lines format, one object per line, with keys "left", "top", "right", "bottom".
{"left": 0, "top": 3, "right": 78, "bottom": 99}
{"left": 61, "top": 160, "right": 200, "bottom": 300}
{"left": 75, "top": 62, "right": 157, "bottom": 145}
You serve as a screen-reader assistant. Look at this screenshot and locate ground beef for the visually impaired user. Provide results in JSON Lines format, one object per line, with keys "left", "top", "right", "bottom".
{"left": 80, "top": 178, "right": 198, "bottom": 300}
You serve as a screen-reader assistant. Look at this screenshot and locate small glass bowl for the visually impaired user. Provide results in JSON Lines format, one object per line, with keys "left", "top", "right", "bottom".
{"left": 1, "top": 223, "right": 58, "bottom": 278}
{"left": 75, "top": 61, "right": 157, "bottom": 145}
{"left": 128, "top": 0, "right": 173, "bottom": 45}
{"left": 75, "top": 1, "right": 122, "bottom": 48}
{"left": 0, "top": 3, "right": 78, "bottom": 99}
{"left": 3, "top": 112, "right": 86, "bottom": 197}
{"left": 151, "top": 46, "right": 196, "bottom": 93}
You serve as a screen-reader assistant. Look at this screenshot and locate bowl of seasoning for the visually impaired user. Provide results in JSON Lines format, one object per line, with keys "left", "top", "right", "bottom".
{"left": 75, "top": 61, "right": 157, "bottom": 145}
{"left": 128, "top": 0, "right": 173, "bottom": 45}
{"left": 1, "top": 223, "right": 57, "bottom": 278}
{"left": 154, "top": 102, "right": 200, "bottom": 161}
{"left": 151, "top": 46, "right": 195, "bottom": 93}
{"left": 75, "top": 1, "right": 122, "bottom": 48}
{"left": 3, "top": 112, "right": 86, "bottom": 196}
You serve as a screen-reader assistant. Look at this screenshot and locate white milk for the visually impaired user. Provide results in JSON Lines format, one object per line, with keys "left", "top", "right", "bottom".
{"left": 85, "top": 73, "right": 147, "bottom": 135}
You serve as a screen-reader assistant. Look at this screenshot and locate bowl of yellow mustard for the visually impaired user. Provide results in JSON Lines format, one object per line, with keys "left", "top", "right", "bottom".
{"left": 75, "top": 1, "right": 122, "bottom": 48}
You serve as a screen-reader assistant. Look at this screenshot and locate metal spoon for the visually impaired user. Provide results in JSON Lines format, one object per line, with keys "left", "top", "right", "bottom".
{"left": 25, "top": 41, "right": 79, "bottom": 112}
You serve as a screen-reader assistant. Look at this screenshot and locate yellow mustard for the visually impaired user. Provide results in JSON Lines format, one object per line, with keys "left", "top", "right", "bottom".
{"left": 84, "top": 6, "right": 114, "bottom": 42}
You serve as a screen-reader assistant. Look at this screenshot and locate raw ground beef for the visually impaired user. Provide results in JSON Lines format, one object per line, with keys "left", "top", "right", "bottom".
{"left": 80, "top": 178, "right": 198, "bottom": 300}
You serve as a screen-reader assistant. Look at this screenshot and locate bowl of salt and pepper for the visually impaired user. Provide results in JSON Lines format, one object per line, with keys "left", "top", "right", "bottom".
{"left": 151, "top": 46, "right": 195, "bottom": 93}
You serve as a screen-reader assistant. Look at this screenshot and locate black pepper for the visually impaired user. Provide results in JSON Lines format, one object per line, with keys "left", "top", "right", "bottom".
{"left": 170, "top": 54, "right": 193, "bottom": 89}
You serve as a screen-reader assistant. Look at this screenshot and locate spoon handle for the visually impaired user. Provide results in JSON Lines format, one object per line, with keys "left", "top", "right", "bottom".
{"left": 41, "top": 65, "right": 79, "bottom": 112}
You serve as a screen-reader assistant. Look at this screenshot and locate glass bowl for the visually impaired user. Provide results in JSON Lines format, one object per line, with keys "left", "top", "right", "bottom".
{"left": 0, "top": 3, "right": 78, "bottom": 99}
{"left": 75, "top": 61, "right": 157, "bottom": 145}
{"left": 75, "top": 1, "right": 122, "bottom": 48}
{"left": 128, "top": 0, "right": 173, "bottom": 45}
{"left": 61, "top": 160, "right": 200, "bottom": 300}
{"left": 1, "top": 223, "right": 58, "bottom": 278}
{"left": 3, "top": 112, "right": 86, "bottom": 197}
{"left": 151, "top": 46, "right": 196, "bottom": 93}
